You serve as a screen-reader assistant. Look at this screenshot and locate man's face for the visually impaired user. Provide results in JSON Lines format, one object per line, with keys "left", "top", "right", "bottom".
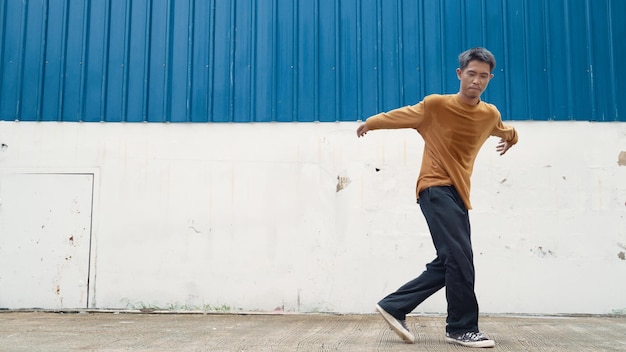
{"left": 456, "top": 60, "right": 494, "bottom": 100}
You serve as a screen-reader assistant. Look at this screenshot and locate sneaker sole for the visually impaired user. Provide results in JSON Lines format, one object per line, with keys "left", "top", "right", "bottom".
{"left": 375, "top": 304, "right": 415, "bottom": 344}
{"left": 445, "top": 336, "right": 495, "bottom": 348}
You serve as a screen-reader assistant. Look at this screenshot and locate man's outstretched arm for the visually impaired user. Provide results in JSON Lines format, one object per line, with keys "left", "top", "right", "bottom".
{"left": 356, "top": 102, "right": 425, "bottom": 138}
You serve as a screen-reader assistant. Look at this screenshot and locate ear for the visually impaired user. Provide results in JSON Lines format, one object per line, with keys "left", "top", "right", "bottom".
{"left": 456, "top": 68, "right": 462, "bottom": 79}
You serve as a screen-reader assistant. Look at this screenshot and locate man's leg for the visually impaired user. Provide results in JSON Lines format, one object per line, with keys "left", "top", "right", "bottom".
{"left": 418, "top": 186, "right": 479, "bottom": 334}
{"left": 375, "top": 258, "right": 445, "bottom": 344}
{"left": 375, "top": 201, "right": 447, "bottom": 344}
{"left": 377, "top": 257, "right": 445, "bottom": 320}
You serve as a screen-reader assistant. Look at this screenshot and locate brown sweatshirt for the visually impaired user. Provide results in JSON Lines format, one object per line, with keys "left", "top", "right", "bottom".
{"left": 365, "top": 94, "right": 518, "bottom": 209}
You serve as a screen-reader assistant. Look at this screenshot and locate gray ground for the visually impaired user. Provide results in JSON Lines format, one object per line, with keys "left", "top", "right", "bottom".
{"left": 1, "top": 311, "right": 625, "bottom": 351}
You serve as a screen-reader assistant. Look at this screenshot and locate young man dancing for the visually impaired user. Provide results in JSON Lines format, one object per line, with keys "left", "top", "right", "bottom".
{"left": 356, "top": 47, "right": 518, "bottom": 348}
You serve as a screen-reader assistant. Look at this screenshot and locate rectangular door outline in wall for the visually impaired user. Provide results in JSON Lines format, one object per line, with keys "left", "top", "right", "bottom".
{"left": 0, "top": 172, "right": 96, "bottom": 309}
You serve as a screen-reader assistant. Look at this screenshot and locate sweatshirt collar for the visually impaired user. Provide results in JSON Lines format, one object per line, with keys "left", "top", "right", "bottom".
{"left": 454, "top": 93, "right": 481, "bottom": 108}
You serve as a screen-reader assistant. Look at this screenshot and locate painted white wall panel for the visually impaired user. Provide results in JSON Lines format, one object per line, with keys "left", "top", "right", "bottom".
{"left": 0, "top": 173, "right": 93, "bottom": 309}
{"left": 0, "top": 121, "right": 624, "bottom": 314}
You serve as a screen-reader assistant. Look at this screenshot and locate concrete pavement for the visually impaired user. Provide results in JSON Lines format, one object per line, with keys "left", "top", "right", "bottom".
{"left": 1, "top": 311, "right": 625, "bottom": 351}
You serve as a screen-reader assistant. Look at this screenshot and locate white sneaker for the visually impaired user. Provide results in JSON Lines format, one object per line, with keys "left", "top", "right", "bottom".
{"left": 375, "top": 304, "right": 416, "bottom": 344}
{"left": 445, "top": 331, "right": 495, "bottom": 348}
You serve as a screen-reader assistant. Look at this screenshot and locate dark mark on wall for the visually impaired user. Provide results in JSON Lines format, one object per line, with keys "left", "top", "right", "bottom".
{"left": 500, "top": 178, "right": 507, "bottom": 184}
{"left": 531, "top": 246, "right": 556, "bottom": 258}
{"left": 619, "top": 252, "right": 625, "bottom": 260}
{"left": 336, "top": 175, "right": 351, "bottom": 192}
{"left": 618, "top": 151, "right": 626, "bottom": 166}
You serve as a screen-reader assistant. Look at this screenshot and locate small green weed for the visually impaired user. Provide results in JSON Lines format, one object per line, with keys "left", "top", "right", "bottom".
{"left": 122, "top": 299, "right": 234, "bottom": 313}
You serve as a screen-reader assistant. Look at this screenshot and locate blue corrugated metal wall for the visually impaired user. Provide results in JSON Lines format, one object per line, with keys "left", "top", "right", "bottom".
{"left": 0, "top": 0, "right": 624, "bottom": 122}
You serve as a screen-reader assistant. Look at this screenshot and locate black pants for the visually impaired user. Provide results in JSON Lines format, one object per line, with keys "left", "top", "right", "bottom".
{"left": 377, "top": 186, "right": 479, "bottom": 334}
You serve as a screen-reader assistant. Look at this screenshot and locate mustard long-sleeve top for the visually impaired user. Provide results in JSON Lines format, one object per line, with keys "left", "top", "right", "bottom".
{"left": 365, "top": 94, "right": 518, "bottom": 210}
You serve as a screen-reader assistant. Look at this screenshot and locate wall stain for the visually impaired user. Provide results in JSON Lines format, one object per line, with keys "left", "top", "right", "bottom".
{"left": 618, "top": 151, "right": 626, "bottom": 166}
{"left": 618, "top": 252, "right": 625, "bottom": 260}
{"left": 188, "top": 219, "right": 201, "bottom": 234}
{"left": 531, "top": 246, "right": 556, "bottom": 258}
{"left": 336, "top": 175, "right": 351, "bottom": 192}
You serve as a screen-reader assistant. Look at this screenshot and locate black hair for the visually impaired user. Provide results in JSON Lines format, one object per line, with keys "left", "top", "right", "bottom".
{"left": 459, "top": 47, "right": 496, "bottom": 72}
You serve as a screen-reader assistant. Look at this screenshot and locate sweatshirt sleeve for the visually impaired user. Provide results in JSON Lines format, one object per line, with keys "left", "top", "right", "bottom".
{"left": 490, "top": 114, "right": 518, "bottom": 145}
{"left": 365, "top": 101, "right": 425, "bottom": 131}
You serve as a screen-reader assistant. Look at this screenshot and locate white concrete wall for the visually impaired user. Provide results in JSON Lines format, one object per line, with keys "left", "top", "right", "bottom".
{"left": 0, "top": 121, "right": 625, "bottom": 314}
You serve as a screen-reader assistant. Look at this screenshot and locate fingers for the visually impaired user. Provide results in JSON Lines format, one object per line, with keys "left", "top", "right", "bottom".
{"left": 496, "top": 140, "right": 512, "bottom": 155}
{"left": 356, "top": 123, "right": 369, "bottom": 137}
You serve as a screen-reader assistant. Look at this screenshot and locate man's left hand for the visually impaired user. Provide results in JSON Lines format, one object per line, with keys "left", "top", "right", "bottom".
{"left": 496, "top": 138, "right": 513, "bottom": 155}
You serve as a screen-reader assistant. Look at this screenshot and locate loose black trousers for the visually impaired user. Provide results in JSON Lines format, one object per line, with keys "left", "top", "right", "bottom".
{"left": 377, "top": 186, "right": 479, "bottom": 334}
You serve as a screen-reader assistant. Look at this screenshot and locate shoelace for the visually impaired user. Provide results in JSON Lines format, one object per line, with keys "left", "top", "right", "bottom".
{"left": 461, "top": 332, "right": 487, "bottom": 341}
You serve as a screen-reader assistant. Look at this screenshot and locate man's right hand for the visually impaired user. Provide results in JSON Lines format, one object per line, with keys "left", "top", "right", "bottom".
{"left": 356, "top": 123, "right": 369, "bottom": 137}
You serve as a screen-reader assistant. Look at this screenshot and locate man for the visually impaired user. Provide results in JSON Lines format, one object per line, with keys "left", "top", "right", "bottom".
{"left": 356, "top": 47, "right": 518, "bottom": 348}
